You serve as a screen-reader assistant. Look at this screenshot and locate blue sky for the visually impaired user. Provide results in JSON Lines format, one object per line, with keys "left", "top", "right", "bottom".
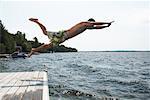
{"left": 0, "top": 0, "right": 150, "bottom": 51}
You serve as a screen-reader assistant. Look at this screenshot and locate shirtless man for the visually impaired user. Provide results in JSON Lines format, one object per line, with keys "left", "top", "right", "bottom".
{"left": 28, "top": 18, "right": 114, "bottom": 57}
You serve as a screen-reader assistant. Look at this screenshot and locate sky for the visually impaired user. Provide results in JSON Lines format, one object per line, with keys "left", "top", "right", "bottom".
{"left": 0, "top": 0, "right": 150, "bottom": 51}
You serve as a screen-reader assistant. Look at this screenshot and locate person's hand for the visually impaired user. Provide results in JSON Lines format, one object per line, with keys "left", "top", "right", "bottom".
{"left": 29, "top": 18, "right": 38, "bottom": 22}
{"left": 110, "top": 21, "right": 115, "bottom": 23}
{"left": 108, "top": 23, "right": 111, "bottom": 27}
{"left": 108, "top": 21, "right": 114, "bottom": 27}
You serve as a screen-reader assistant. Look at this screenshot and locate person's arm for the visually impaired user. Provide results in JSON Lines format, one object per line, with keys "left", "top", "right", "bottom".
{"left": 88, "top": 21, "right": 114, "bottom": 29}
{"left": 107, "top": 21, "right": 114, "bottom": 27}
{"left": 90, "top": 22, "right": 110, "bottom": 25}
{"left": 90, "top": 21, "right": 114, "bottom": 25}
{"left": 92, "top": 25, "right": 109, "bottom": 29}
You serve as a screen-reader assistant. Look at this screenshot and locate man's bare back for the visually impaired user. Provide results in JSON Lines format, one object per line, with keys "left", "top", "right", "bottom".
{"left": 67, "top": 22, "right": 94, "bottom": 38}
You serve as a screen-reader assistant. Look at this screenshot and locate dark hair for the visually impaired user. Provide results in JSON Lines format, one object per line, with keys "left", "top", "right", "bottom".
{"left": 88, "top": 18, "right": 95, "bottom": 22}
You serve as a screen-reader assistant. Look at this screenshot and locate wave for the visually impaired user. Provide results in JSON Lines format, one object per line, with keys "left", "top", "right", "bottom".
{"left": 48, "top": 84, "right": 99, "bottom": 100}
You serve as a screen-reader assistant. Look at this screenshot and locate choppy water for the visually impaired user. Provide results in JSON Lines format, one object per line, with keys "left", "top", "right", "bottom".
{"left": 0, "top": 52, "right": 150, "bottom": 100}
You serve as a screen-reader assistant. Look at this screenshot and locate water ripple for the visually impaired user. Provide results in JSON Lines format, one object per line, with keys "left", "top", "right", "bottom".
{"left": 0, "top": 52, "right": 150, "bottom": 100}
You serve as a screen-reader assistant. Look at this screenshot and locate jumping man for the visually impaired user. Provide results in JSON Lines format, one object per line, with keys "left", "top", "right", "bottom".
{"left": 28, "top": 18, "right": 114, "bottom": 57}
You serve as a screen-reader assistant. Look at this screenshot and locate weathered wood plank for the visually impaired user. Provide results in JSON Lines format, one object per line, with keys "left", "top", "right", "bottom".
{"left": 43, "top": 72, "right": 49, "bottom": 100}
{"left": 0, "top": 71, "right": 49, "bottom": 100}
{"left": 22, "top": 71, "right": 41, "bottom": 100}
{"left": 0, "top": 73, "right": 16, "bottom": 84}
{"left": 0, "top": 72, "right": 18, "bottom": 91}
{"left": 0, "top": 73, "right": 10, "bottom": 80}
{"left": 4, "top": 72, "right": 29, "bottom": 100}
{"left": 0, "top": 72, "right": 25, "bottom": 99}
{"left": 15, "top": 71, "right": 39, "bottom": 100}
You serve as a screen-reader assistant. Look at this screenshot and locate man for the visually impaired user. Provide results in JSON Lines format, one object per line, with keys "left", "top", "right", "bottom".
{"left": 28, "top": 18, "right": 114, "bottom": 57}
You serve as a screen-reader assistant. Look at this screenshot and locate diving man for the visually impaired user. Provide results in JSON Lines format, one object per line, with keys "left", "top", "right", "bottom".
{"left": 28, "top": 18, "right": 114, "bottom": 57}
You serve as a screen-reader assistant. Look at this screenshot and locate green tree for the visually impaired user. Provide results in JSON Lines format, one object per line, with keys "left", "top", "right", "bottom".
{"left": 4, "top": 33, "right": 15, "bottom": 53}
{"left": 0, "top": 20, "right": 77, "bottom": 54}
{"left": 0, "top": 43, "right": 6, "bottom": 53}
{"left": 0, "top": 20, "right": 15, "bottom": 53}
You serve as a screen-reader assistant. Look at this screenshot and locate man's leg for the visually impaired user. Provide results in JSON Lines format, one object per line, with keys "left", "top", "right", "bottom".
{"left": 29, "top": 18, "right": 47, "bottom": 35}
{"left": 28, "top": 43, "right": 53, "bottom": 57}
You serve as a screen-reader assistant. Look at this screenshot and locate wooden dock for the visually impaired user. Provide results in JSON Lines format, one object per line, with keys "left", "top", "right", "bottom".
{"left": 0, "top": 71, "right": 49, "bottom": 100}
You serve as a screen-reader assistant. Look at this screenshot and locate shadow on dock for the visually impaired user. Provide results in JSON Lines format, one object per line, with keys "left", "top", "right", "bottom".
{"left": 2, "top": 89, "right": 43, "bottom": 100}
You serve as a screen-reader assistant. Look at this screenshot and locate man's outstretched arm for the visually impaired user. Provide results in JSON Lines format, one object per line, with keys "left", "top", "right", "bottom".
{"left": 90, "top": 22, "right": 113, "bottom": 29}
{"left": 90, "top": 21, "right": 114, "bottom": 25}
{"left": 91, "top": 25, "right": 109, "bottom": 29}
{"left": 90, "top": 22, "right": 110, "bottom": 25}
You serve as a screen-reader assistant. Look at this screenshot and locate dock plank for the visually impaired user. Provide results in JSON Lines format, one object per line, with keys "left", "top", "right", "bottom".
{"left": 0, "top": 73, "right": 20, "bottom": 99}
{"left": 0, "top": 73, "right": 10, "bottom": 80}
{"left": 4, "top": 72, "right": 29, "bottom": 100}
{"left": 0, "top": 73, "right": 18, "bottom": 91}
{"left": 0, "top": 72, "right": 28, "bottom": 100}
{"left": 0, "top": 72, "right": 27, "bottom": 99}
{"left": 22, "top": 71, "right": 42, "bottom": 100}
{"left": 22, "top": 72, "right": 38, "bottom": 100}
{"left": 29, "top": 71, "right": 43, "bottom": 100}
{"left": 0, "top": 72, "right": 16, "bottom": 84}
{"left": 43, "top": 72, "right": 49, "bottom": 100}
{"left": 0, "top": 71, "right": 49, "bottom": 100}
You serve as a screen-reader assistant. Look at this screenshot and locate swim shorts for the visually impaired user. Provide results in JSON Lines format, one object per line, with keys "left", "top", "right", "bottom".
{"left": 47, "top": 30, "right": 68, "bottom": 46}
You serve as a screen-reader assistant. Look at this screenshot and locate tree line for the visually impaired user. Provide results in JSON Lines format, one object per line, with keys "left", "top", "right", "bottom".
{"left": 0, "top": 20, "right": 77, "bottom": 54}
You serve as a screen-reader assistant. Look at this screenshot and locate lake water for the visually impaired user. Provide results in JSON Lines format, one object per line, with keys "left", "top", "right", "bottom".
{"left": 0, "top": 52, "right": 150, "bottom": 100}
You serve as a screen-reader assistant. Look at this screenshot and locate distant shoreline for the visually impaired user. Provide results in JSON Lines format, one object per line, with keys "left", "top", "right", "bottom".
{"left": 1, "top": 51, "right": 150, "bottom": 55}
{"left": 79, "top": 51, "right": 150, "bottom": 52}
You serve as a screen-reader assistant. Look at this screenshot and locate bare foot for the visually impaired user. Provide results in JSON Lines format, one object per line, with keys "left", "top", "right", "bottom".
{"left": 28, "top": 48, "right": 36, "bottom": 57}
{"left": 29, "top": 18, "right": 38, "bottom": 22}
